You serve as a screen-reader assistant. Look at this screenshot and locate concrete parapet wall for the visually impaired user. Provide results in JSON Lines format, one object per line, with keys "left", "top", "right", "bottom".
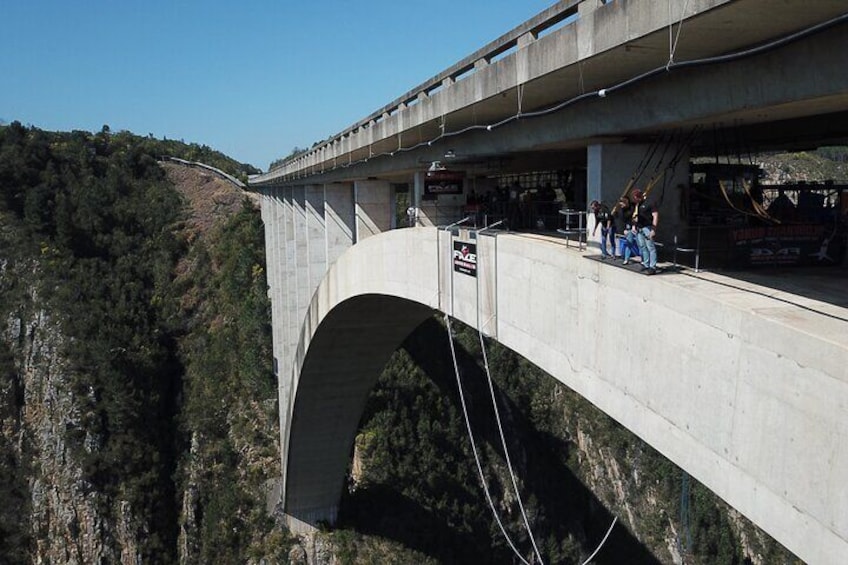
{"left": 282, "top": 227, "right": 848, "bottom": 563}
{"left": 489, "top": 234, "right": 847, "bottom": 564}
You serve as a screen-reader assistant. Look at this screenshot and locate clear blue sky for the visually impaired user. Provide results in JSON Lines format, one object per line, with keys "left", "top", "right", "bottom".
{"left": 1, "top": 0, "right": 555, "bottom": 171}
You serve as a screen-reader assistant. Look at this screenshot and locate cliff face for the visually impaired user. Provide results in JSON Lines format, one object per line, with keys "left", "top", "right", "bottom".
{"left": 0, "top": 148, "right": 286, "bottom": 563}
{"left": 0, "top": 225, "right": 146, "bottom": 563}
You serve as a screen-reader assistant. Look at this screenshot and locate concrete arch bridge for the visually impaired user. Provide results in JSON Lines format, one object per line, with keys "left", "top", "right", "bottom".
{"left": 269, "top": 224, "right": 847, "bottom": 565}
{"left": 251, "top": 1, "right": 848, "bottom": 562}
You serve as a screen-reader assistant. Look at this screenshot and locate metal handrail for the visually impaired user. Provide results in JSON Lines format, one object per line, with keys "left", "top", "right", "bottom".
{"left": 556, "top": 209, "right": 586, "bottom": 250}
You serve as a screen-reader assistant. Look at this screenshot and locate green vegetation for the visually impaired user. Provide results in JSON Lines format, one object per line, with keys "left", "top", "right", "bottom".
{"left": 0, "top": 122, "right": 287, "bottom": 562}
{"left": 177, "top": 200, "right": 291, "bottom": 563}
{"left": 268, "top": 146, "right": 310, "bottom": 172}
{"left": 1, "top": 120, "right": 189, "bottom": 558}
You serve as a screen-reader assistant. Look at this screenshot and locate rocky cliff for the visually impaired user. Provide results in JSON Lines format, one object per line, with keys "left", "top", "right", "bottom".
{"left": 0, "top": 130, "right": 288, "bottom": 563}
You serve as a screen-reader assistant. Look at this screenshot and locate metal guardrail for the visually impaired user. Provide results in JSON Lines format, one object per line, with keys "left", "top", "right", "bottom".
{"left": 607, "top": 228, "right": 704, "bottom": 272}
{"left": 557, "top": 209, "right": 586, "bottom": 250}
{"left": 166, "top": 157, "right": 246, "bottom": 189}
{"left": 671, "top": 232, "right": 702, "bottom": 272}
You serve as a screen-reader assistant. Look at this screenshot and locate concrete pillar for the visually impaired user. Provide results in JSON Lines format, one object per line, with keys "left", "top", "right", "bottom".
{"left": 325, "top": 183, "right": 355, "bottom": 266}
{"left": 283, "top": 187, "right": 298, "bottom": 387}
{"left": 275, "top": 188, "right": 289, "bottom": 372}
{"left": 587, "top": 142, "right": 689, "bottom": 249}
{"left": 354, "top": 179, "right": 392, "bottom": 240}
{"left": 266, "top": 182, "right": 356, "bottom": 520}
{"left": 261, "top": 190, "right": 284, "bottom": 377}
{"left": 293, "top": 187, "right": 309, "bottom": 332}
{"left": 269, "top": 186, "right": 295, "bottom": 485}
{"left": 306, "top": 185, "right": 327, "bottom": 294}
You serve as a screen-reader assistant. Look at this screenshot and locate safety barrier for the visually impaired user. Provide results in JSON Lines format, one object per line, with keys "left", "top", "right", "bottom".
{"left": 556, "top": 209, "right": 586, "bottom": 250}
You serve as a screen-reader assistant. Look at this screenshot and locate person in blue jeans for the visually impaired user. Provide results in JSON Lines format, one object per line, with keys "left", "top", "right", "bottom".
{"left": 590, "top": 200, "right": 614, "bottom": 259}
{"left": 630, "top": 188, "right": 659, "bottom": 275}
{"left": 611, "top": 196, "right": 638, "bottom": 263}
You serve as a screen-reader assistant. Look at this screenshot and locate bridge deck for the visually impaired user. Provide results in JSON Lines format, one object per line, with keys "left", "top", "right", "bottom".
{"left": 586, "top": 253, "right": 848, "bottom": 310}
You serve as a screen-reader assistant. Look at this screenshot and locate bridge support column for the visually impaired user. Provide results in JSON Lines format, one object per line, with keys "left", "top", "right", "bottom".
{"left": 261, "top": 182, "right": 358, "bottom": 532}
{"left": 260, "top": 188, "right": 287, "bottom": 378}
{"left": 306, "top": 185, "right": 327, "bottom": 293}
{"left": 354, "top": 179, "right": 392, "bottom": 239}
{"left": 293, "top": 187, "right": 310, "bottom": 331}
{"left": 587, "top": 142, "right": 689, "bottom": 249}
{"left": 280, "top": 187, "right": 298, "bottom": 471}
{"left": 325, "top": 182, "right": 355, "bottom": 263}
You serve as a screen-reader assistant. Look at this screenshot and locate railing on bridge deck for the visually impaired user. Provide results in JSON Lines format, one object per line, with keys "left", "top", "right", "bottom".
{"left": 461, "top": 199, "right": 588, "bottom": 248}
{"left": 264, "top": 0, "right": 594, "bottom": 181}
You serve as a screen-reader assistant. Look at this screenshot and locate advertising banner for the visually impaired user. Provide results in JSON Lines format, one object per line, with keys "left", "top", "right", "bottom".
{"left": 424, "top": 170, "right": 464, "bottom": 196}
{"left": 453, "top": 241, "right": 477, "bottom": 277}
{"left": 729, "top": 224, "right": 844, "bottom": 267}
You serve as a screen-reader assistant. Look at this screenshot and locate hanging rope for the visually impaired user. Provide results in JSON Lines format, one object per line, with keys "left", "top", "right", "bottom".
{"left": 642, "top": 129, "right": 679, "bottom": 199}
{"left": 717, "top": 179, "right": 779, "bottom": 223}
{"left": 578, "top": 60, "right": 586, "bottom": 94}
{"left": 667, "top": 0, "right": 693, "bottom": 68}
{"left": 610, "top": 135, "right": 666, "bottom": 215}
{"left": 477, "top": 327, "right": 545, "bottom": 564}
{"left": 518, "top": 83, "right": 525, "bottom": 116}
{"left": 582, "top": 516, "right": 619, "bottom": 565}
{"left": 470, "top": 245, "right": 619, "bottom": 564}
{"left": 739, "top": 177, "right": 772, "bottom": 220}
{"left": 444, "top": 314, "right": 532, "bottom": 565}
{"left": 678, "top": 471, "right": 692, "bottom": 557}
{"left": 476, "top": 327, "right": 620, "bottom": 564}
{"left": 653, "top": 125, "right": 702, "bottom": 207}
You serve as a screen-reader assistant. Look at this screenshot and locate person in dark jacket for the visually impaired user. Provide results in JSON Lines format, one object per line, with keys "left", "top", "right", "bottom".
{"left": 612, "top": 196, "right": 638, "bottom": 262}
{"left": 631, "top": 188, "right": 659, "bottom": 274}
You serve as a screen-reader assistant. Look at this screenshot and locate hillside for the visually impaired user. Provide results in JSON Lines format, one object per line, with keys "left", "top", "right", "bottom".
{"left": 758, "top": 147, "right": 848, "bottom": 184}
{"left": 0, "top": 123, "right": 289, "bottom": 563}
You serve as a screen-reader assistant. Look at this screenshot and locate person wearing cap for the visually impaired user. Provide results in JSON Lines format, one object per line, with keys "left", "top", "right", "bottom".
{"left": 590, "top": 200, "right": 614, "bottom": 259}
{"left": 631, "top": 188, "right": 659, "bottom": 275}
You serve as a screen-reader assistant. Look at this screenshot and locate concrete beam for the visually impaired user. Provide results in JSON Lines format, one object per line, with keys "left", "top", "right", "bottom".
{"left": 354, "top": 179, "right": 392, "bottom": 240}
{"left": 252, "top": 9, "right": 848, "bottom": 188}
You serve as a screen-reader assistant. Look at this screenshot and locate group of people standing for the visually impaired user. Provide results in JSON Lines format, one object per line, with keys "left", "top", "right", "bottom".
{"left": 590, "top": 189, "right": 660, "bottom": 275}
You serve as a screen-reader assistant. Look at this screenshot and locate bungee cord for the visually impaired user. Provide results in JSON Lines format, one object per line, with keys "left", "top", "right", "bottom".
{"left": 667, "top": 0, "right": 693, "bottom": 68}
{"left": 610, "top": 133, "right": 666, "bottom": 214}
{"left": 444, "top": 313, "right": 533, "bottom": 565}
{"left": 475, "top": 325, "right": 621, "bottom": 565}
{"left": 716, "top": 179, "right": 777, "bottom": 223}
{"left": 447, "top": 311, "right": 621, "bottom": 564}
{"left": 581, "top": 516, "right": 619, "bottom": 565}
{"left": 464, "top": 223, "right": 620, "bottom": 563}
{"left": 476, "top": 323, "right": 546, "bottom": 564}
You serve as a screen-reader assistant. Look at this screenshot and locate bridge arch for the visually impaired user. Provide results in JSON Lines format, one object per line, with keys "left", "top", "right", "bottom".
{"left": 282, "top": 229, "right": 441, "bottom": 530}
{"left": 284, "top": 293, "right": 433, "bottom": 529}
{"left": 279, "top": 227, "right": 848, "bottom": 564}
